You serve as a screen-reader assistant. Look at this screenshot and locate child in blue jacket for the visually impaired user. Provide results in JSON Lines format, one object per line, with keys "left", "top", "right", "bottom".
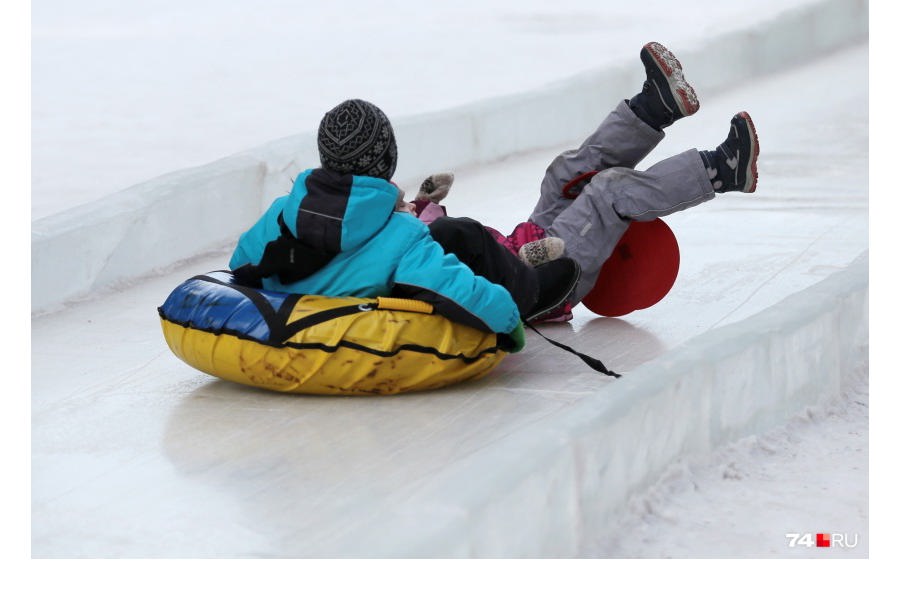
{"left": 229, "top": 99, "right": 578, "bottom": 349}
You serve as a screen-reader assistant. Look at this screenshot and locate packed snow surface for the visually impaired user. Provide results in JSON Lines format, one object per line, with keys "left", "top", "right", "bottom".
{"left": 27, "top": 0, "right": 879, "bottom": 581}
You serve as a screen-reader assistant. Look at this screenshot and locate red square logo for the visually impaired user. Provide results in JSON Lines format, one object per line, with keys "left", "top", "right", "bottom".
{"left": 816, "top": 533, "right": 831, "bottom": 547}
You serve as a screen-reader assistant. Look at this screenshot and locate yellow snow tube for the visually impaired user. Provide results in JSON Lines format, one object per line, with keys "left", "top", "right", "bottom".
{"left": 158, "top": 272, "right": 508, "bottom": 395}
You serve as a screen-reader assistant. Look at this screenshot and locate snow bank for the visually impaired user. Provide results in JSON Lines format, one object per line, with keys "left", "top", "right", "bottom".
{"left": 303, "top": 253, "right": 868, "bottom": 557}
{"left": 30, "top": 0, "right": 868, "bottom": 314}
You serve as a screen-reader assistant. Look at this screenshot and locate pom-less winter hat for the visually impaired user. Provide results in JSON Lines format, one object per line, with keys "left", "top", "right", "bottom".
{"left": 317, "top": 99, "right": 398, "bottom": 180}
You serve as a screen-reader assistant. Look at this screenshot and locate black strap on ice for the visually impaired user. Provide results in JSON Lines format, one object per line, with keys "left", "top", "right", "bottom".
{"left": 524, "top": 321, "right": 621, "bottom": 378}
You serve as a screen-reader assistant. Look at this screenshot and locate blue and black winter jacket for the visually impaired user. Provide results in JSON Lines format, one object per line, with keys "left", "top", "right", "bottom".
{"left": 229, "top": 168, "right": 520, "bottom": 334}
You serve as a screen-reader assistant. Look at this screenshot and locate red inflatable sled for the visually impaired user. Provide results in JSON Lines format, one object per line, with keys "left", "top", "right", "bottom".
{"left": 581, "top": 218, "right": 680, "bottom": 318}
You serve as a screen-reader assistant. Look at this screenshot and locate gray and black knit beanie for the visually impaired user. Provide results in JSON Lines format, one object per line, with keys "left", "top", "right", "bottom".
{"left": 317, "top": 99, "right": 398, "bottom": 180}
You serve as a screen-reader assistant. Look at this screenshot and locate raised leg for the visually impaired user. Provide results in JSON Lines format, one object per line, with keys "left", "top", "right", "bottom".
{"left": 547, "top": 149, "right": 716, "bottom": 303}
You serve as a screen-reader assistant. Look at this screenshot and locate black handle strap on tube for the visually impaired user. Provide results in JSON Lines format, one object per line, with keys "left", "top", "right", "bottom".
{"left": 524, "top": 321, "right": 621, "bottom": 378}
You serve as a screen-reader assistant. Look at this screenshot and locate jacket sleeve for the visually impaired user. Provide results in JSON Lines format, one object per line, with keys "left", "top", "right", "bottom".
{"left": 391, "top": 225, "right": 521, "bottom": 334}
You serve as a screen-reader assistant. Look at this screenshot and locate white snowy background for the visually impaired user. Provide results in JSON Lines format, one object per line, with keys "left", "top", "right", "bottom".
{"left": 15, "top": 0, "right": 895, "bottom": 595}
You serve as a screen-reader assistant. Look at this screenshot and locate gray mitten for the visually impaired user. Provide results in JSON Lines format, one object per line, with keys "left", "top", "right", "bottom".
{"left": 415, "top": 173, "right": 455, "bottom": 203}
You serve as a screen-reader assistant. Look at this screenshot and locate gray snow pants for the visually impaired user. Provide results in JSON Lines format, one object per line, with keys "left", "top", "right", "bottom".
{"left": 528, "top": 100, "right": 716, "bottom": 303}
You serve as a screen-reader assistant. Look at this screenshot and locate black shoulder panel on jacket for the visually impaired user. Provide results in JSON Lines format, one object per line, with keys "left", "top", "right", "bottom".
{"left": 296, "top": 168, "right": 353, "bottom": 253}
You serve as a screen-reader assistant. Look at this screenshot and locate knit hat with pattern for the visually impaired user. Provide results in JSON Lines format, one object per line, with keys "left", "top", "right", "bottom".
{"left": 317, "top": 99, "right": 398, "bottom": 180}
